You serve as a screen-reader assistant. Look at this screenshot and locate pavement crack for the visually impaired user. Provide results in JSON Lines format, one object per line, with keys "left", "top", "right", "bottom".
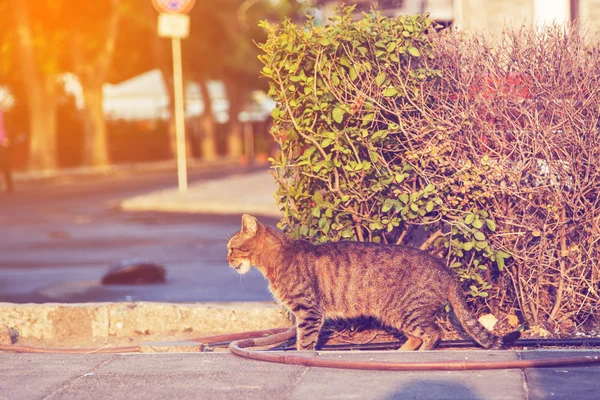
{"left": 285, "top": 352, "right": 316, "bottom": 399}
{"left": 517, "top": 351, "right": 530, "bottom": 400}
{"left": 42, "top": 355, "right": 121, "bottom": 400}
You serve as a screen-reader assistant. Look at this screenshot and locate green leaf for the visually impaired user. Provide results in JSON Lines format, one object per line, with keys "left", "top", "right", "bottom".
{"left": 496, "top": 256, "right": 505, "bottom": 271}
{"left": 299, "top": 225, "right": 309, "bottom": 236}
{"left": 475, "top": 241, "right": 488, "bottom": 250}
{"left": 383, "top": 87, "right": 399, "bottom": 97}
{"left": 340, "top": 55, "right": 351, "bottom": 68}
{"left": 463, "top": 241, "right": 474, "bottom": 251}
{"left": 362, "top": 113, "right": 375, "bottom": 125}
{"left": 496, "top": 250, "right": 511, "bottom": 259}
{"left": 408, "top": 47, "right": 420, "bottom": 57}
{"left": 473, "top": 231, "right": 486, "bottom": 241}
{"left": 349, "top": 66, "right": 358, "bottom": 80}
{"left": 321, "top": 138, "right": 334, "bottom": 148}
{"left": 485, "top": 219, "right": 497, "bottom": 232}
{"left": 332, "top": 107, "right": 345, "bottom": 124}
{"left": 341, "top": 228, "right": 354, "bottom": 238}
{"left": 398, "top": 193, "right": 409, "bottom": 203}
{"left": 376, "top": 72, "right": 386, "bottom": 87}
{"left": 465, "top": 214, "right": 475, "bottom": 225}
{"left": 426, "top": 201, "right": 434, "bottom": 212}
{"left": 472, "top": 219, "right": 484, "bottom": 229}
{"left": 312, "top": 207, "right": 321, "bottom": 218}
{"left": 479, "top": 292, "right": 489, "bottom": 298}
{"left": 382, "top": 199, "right": 394, "bottom": 213}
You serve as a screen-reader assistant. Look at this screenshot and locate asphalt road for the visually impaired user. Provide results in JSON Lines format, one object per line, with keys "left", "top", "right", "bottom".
{"left": 0, "top": 164, "right": 276, "bottom": 303}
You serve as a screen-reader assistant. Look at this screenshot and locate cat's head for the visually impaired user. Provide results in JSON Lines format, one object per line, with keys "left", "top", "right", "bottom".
{"left": 226, "top": 214, "right": 262, "bottom": 274}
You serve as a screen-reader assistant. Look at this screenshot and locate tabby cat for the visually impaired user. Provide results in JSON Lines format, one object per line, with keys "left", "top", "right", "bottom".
{"left": 227, "top": 214, "right": 520, "bottom": 351}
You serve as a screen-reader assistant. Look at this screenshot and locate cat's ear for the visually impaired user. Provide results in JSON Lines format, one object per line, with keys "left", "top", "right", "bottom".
{"left": 241, "top": 214, "right": 258, "bottom": 236}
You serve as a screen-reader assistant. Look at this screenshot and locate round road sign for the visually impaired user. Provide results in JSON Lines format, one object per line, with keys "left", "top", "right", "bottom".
{"left": 151, "top": 0, "right": 196, "bottom": 14}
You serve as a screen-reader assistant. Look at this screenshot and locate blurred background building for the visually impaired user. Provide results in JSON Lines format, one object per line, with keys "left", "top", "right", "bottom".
{"left": 316, "top": 0, "right": 600, "bottom": 34}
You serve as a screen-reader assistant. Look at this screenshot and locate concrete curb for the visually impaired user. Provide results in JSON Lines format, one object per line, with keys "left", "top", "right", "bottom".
{"left": 120, "top": 171, "right": 282, "bottom": 217}
{"left": 0, "top": 302, "right": 292, "bottom": 346}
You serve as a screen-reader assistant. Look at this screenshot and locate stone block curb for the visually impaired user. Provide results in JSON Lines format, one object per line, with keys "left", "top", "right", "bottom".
{"left": 0, "top": 302, "right": 292, "bottom": 346}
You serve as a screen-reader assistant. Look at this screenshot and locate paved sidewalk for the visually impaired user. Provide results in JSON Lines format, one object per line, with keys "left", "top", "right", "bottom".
{"left": 12, "top": 157, "right": 239, "bottom": 185}
{"left": 120, "top": 170, "right": 281, "bottom": 218}
{"left": 1, "top": 350, "right": 599, "bottom": 399}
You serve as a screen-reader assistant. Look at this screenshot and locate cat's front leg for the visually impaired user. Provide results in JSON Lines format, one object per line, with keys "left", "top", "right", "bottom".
{"left": 294, "top": 309, "right": 324, "bottom": 351}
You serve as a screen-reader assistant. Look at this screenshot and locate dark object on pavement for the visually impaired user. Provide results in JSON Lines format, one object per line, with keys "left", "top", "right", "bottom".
{"left": 101, "top": 259, "right": 166, "bottom": 285}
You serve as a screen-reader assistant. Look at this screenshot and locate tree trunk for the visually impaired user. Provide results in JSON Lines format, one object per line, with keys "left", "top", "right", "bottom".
{"left": 146, "top": 0, "right": 177, "bottom": 158}
{"left": 10, "top": 0, "right": 58, "bottom": 171}
{"left": 81, "top": 79, "right": 109, "bottom": 166}
{"left": 28, "top": 76, "right": 58, "bottom": 170}
{"left": 74, "top": 0, "right": 120, "bottom": 167}
{"left": 225, "top": 80, "right": 244, "bottom": 159}
{"left": 160, "top": 66, "right": 178, "bottom": 158}
{"left": 198, "top": 80, "right": 218, "bottom": 161}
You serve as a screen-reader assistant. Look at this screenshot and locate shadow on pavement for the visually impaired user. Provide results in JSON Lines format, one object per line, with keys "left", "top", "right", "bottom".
{"left": 385, "top": 379, "right": 482, "bottom": 400}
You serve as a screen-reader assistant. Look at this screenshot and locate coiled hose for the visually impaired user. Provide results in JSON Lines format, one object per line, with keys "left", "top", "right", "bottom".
{"left": 227, "top": 328, "right": 600, "bottom": 371}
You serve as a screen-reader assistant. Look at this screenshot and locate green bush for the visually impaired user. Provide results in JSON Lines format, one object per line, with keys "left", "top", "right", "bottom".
{"left": 259, "top": 8, "right": 501, "bottom": 296}
{"left": 259, "top": 7, "right": 600, "bottom": 333}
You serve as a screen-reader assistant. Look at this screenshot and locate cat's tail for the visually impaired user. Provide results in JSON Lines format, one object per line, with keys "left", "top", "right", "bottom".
{"left": 447, "top": 283, "right": 521, "bottom": 349}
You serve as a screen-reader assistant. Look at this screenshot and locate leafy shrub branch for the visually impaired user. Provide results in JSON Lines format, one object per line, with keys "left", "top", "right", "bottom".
{"left": 259, "top": 7, "right": 600, "bottom": 334}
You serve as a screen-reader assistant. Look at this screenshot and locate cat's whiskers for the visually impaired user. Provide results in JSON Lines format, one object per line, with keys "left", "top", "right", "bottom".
{"left": 218, "top": 228, "right": 232, "bottom": 243}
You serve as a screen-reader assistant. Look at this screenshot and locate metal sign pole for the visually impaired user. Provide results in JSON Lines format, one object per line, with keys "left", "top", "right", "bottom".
{"left": 152, "top": 0, "right": 194, "bottom": 194}
{"left": 171, "top": 36, "right": 188, "bottom": 193}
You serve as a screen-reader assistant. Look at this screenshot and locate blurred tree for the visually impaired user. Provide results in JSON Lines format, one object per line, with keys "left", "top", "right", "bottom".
{"left": 2, "top": 0, "right": 154, "bottom": 170}
{"left": 185, "top": 0, "right": 308, "bottom": 161}
{"left": 142, "top": 3, "right": 179, "bottom": 158}
{"left": 185, "top": 1, "right": 233, "bottom": 160}
{"left": 7, "top": 0, "right": 65, "bottom": 170}
{"left": 65, "top": 0, "right": 122, "bottom": 167}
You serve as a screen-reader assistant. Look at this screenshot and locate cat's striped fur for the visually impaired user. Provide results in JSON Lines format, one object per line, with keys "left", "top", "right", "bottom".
{"left": 227, "top": 214, "right": 520, "bottom": 351}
